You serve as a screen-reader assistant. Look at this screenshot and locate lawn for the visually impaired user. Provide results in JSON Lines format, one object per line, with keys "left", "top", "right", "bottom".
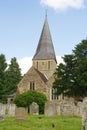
{"left": 0, "top": 115, "right": 82, "bottom": 130}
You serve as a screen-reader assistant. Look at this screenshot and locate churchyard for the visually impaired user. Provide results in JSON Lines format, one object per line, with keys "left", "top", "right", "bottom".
{"left": 1, "top": 97, "right": 87, "bottom": 129}
{"left": 0, "top": 115, "right": 81, "bottom": 130}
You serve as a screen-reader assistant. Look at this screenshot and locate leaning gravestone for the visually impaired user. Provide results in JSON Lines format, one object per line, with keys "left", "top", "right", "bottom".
{"left": 15, "top": 107, "right": 28, "bottom": 121}
{"left": 45, "top": 101, "right": 57, "bottom": 117}
{"left": 30, "top": 102, "right": 39, "bottom": 115}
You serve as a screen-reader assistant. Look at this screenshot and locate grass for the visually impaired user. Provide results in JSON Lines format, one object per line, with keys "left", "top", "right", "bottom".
{"left": 0, "top": 115, "right": 82, "bottom": 130}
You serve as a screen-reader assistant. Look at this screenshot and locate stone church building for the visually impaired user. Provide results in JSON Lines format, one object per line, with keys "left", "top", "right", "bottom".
{"left": 18, "top": 16, "right": 62, "bottom": 101}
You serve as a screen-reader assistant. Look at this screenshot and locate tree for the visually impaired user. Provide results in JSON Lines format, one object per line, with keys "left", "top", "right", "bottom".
{"left": 0, "top": 54, "right": 7, "bottom": 103}
{"left": 5, "top": 57, "right": 22, "bottom": 95}
{"left": 14, "top": 90, "right": 47, "bottom": 114}
{"left": 53, "top": 39, "right": 87, "bottom": 100}
{"left": 0, "top": 55, "right": 22, "bottom": 103}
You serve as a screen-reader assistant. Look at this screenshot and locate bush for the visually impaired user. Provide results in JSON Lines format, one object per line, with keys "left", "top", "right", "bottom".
{"left": 14, "top": 90, "right": 47, "bottom": 114}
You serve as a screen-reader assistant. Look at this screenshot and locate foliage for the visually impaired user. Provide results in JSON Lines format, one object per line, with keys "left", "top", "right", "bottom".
{"left": 0, "top": 54, "right": 7, "bottom": 103}
{"left": 5, "top": 57, "right": 22, "bottom": 94}
{"left": 53, "top": 39, "right": 87, "bottom": 99}
{"left": 14, "top": 90, "right": 47, "bottom": 114}
{"left": 0, "top": 54, "right": 22, "bottom": 103}
{"left": 14, "top": 92, "right": 28, "bottom": 107}
{"left": 0, "top": 115, "right": 81, "bottom": 130}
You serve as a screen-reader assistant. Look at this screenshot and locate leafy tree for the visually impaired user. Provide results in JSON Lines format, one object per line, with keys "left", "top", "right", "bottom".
{"left": 14, "top": 90, "right": 47, "bottom": 114}
{"left": 0, "top": 54, "right": 7, "bottom": 103}
{"left": 53, "top": 39, "right": 87, "bottom": 100}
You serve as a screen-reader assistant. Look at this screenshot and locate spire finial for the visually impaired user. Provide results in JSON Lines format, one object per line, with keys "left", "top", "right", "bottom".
{"left": 45, "top": 9, "right": 48, "bottom": 19}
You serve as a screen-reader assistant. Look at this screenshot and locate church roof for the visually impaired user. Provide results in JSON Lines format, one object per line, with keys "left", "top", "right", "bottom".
{"left": 33, "top": 16, "right": 57, "bottom": 63}
{"left": 34, "top": 68, "right": 48, "bottom": 83}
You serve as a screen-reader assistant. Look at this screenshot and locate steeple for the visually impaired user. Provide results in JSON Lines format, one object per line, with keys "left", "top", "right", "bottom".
{"left": 33, "top": 15, "right": 57, "bottom": 63}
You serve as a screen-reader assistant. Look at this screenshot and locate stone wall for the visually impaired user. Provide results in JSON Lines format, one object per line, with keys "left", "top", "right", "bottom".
{"left": 18, "top": 67, "right": 47, "bottom": 96}
{"left": 0, "top": 103, "right": 16, "bottom": 116}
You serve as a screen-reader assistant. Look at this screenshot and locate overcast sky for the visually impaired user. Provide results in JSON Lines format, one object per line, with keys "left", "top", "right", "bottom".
{"left": 0, "top": 0, "right": 87, "bottom": 74}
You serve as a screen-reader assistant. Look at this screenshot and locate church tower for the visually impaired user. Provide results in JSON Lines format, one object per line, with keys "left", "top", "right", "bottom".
{"left": 17, "top": 15, "right": 59, "bottom": 101}
{"left": 32, "top": 16, "right": 57, "bottom": 79}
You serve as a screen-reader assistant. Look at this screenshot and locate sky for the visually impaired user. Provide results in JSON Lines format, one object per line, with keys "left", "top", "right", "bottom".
{"left": 0, "top": 0, "right": 87, "bottom": 75}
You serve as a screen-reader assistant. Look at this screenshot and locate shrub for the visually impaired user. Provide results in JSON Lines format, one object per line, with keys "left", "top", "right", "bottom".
{"left": 14, "top": 90, "right": 47, "bottom": 114}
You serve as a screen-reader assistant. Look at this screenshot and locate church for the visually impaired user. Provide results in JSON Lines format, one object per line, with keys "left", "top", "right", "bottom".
{"left": 17, "top": 15, "right": 62, "bottom": 101}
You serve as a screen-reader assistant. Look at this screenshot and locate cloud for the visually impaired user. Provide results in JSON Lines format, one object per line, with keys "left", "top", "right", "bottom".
{"left": 40, "top": 0, "right": 85, "bottom": 11}
{"left": 18, "top": 56, "right": 63, "bottom": 75}
{"left": 18, "top": 57, "right": 32, "bottom": 75}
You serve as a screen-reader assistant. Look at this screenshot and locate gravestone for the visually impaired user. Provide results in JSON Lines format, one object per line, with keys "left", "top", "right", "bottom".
{"left": 73, "top": 102, "right": 82, "bottom": 117}
{"left": 82, "top": 98, "right": 87, "bottom": 130}
{"left": 0, "top": 103, "right": 5, "bottom": 116}
{"left": 0, "top": 103, "right": 16, "bottom": 117}
{"left": 61, "top": 100, "right": 74, "bottom": 117}
{"left": 8, "top": 104, "right": 16, "bottom": 116}
{"left": 83, "top": 97, "right": 87, "bottom": 108}
{"left": 45, "top": 101, "right": 57, "bottom": 117}
{"left": 30, "top": 102, "right": 39, "bottom": 115}
{"left": 0, "top": 115, "right": 4, "bottom": 121}
{"left": 82, "top": 108, "right": 87, "bottom": 130}
{"left": 15, "top": 107, "right": 28, "bottom": 121}
{"left": 55, "top": 103, "right": 61, "bottom": 115}
{"left": 0, "top": 103, "right": 5, "bottom": 121}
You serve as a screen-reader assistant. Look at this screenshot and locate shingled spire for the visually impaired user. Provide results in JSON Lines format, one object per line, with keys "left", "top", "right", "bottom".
{"left": 33, "top": 15, "right": 57, "bottom": 63}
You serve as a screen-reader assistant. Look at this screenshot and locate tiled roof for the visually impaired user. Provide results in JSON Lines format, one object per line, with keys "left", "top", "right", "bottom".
{"left": 35, "top": 68, "right": 48, "bottom": 83}
{"left": 33, "top": 16, "right": 57, "bottom": 63}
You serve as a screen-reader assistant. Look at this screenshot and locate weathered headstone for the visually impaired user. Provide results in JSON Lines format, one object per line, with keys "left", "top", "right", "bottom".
{"left": 8, "top": 104, "right": 16, "bottom": 116}
{"left": 0, "top": 103, "right": 16, "bottom": 117}
{"left": 82, "top": 97, "right": 87, "bottom": 130}
{"left": 73, "top": 102, "right": 82, "bottom": 117}
{"left": 61, "top": 100, "right": 74, "bottom": 117}
{"left": 45, "top": 101, "right": 57, "bottom": 117}
{"left": 15, "top": 107, "right": 28, "bottom": 121}
{"left": 0, "top": 115, "right": 4, "bottom": 121}
{"left": 30, "top": 102, "right": 39, "bottom": 115}
{"left": 0, "top": 103, "right": 5, "bottom": 116}
{"left": 83, "top": 97, "right": 87, "bottom": 108}
{"left": 55, "top": 103, "right": 61, "bottom": 115}
{"left": 82, "top": 108, "right": 87, "bottom": 130}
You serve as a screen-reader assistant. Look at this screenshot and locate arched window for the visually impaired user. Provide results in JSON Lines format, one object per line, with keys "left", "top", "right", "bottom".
{"left": 52, "top": 88, "right": 58, "bottom": 100}
{"left": 30, "top": 81, "right": 35, "bottom": 90}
